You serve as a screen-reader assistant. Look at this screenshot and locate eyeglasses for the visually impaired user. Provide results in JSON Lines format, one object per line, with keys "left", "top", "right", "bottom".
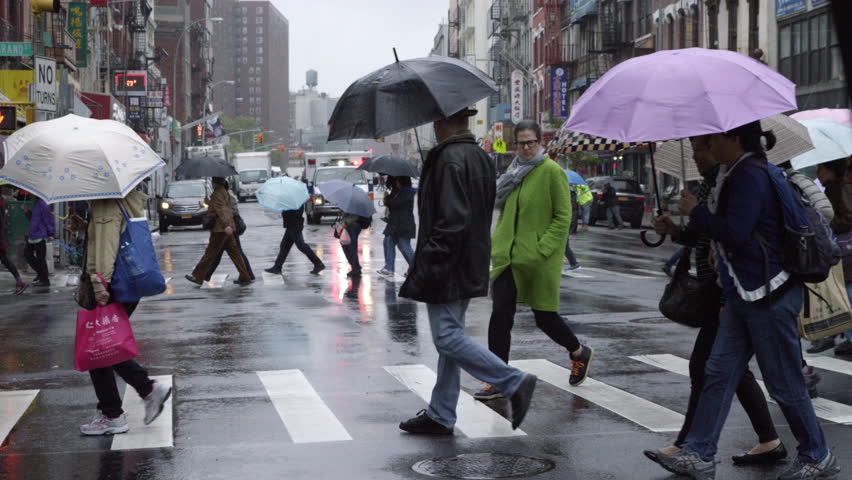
{"left": 517, "top": 140, "right": 539, "bottom": 149}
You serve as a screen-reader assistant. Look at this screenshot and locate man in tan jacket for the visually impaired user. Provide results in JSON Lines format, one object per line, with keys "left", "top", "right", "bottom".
{"left": 185, "top": 177, "right": 253, "bottom": 285}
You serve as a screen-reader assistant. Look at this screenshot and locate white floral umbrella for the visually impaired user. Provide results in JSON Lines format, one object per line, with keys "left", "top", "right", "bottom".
{"left": 0, "top": 114, "right": 164, "bottom": 203}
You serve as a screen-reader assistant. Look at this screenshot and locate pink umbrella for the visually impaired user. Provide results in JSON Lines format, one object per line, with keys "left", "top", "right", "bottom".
{"left": 790, "top": 108, "right": 852, "bottom": 128}
{"left": 564, "top": 48, "right": 797, "bottom": 142}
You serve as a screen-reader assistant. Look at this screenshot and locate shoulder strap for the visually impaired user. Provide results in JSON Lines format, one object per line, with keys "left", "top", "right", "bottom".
{"left": 115, "top": 199, "right": 131, "bottom": 220}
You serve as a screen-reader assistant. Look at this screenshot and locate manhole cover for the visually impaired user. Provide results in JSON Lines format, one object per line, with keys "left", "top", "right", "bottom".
{"left": 412, "top": 453, "right": 555, "bottom": 479}
{"left": 630, "top": 316, "right": 671, "bottom": 324}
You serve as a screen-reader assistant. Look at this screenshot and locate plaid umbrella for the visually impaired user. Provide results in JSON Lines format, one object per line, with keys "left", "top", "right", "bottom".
{"left": 548, "top": 129, "right": 645, "bottom": 154}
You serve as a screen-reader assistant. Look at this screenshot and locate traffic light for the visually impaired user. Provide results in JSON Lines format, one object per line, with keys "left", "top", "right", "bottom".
{"left": 30, "top": 0, "right": 60, "bottom": 13}
{"left": 277, "top": 144, "right": 285, "bottom": 153}
{"left": 195, "top": 124, "right": 203, "bottom": 144}
{"left": 0, "top": 105, "right": 16, "bottom": 132}
{"left": 254, "top": 133, "right": 264, "bottom": 145}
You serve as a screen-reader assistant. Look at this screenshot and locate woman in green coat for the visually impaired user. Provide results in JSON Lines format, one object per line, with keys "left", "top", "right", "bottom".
{"left": 475, "top": 120, "right": 593, "bottom": 400}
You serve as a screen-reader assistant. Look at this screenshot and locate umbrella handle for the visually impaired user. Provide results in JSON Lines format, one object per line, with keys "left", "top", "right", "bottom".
{"left": 640, "top": 230, "right": 667, "bottom": 247}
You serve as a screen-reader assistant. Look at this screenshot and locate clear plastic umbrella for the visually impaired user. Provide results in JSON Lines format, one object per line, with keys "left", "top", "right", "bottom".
{"left": 255, "top": 176, "right": 310, "bottom": 211}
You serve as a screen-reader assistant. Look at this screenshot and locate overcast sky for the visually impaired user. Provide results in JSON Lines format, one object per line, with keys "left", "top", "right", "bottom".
{"left": 273, "top": 0, "right": 448, "bottom": 97}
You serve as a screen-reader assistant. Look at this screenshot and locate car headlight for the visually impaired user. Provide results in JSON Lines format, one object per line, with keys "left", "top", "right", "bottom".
{"left": 201, "top": 203, "right": 209, "bottom": 208}
{"left": 314, "top": 196, "right": 323, "bottom": 206}
{"left": 161, "top": 201, "right": 170, "bottom": 209}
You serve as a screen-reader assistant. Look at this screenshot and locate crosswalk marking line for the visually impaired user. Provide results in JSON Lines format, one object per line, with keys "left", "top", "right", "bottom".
{"left": 383, "top": 364, "right": 525, "bottom": 438}
{"left": 630, "top": 268, "right": 668, "bottom": 277}
{"left": 562, "top": 270, "right": 595, "bottom": 278}
{"left": 257, "top": 370, "right": 352, "bottom": 443}
{"left": 579, "top": 267, "right": 654, "bottom": 280}
{"left": 510, "top": 359, "right": 682, "bottom": 433}
{"left": 111, "top": 375, "right": 173, "bottom": 450}
{"left": 631, "top": 354, "right": 852, "bottom": 425}
{"left": 804, "top": 355, "right": 852, "bottom": 377}
{"left": 261, "top": 271, "right": 284, "bottom": 286}
{"left": 0, "top": 390, "right": 39, "bottom": 444}
{"left": 201, "top": 273, "right": 228, "bottom": 289}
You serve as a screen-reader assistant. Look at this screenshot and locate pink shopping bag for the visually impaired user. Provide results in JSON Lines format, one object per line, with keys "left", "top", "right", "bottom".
{"left": 74, "top": 302, "right": 139, "bottom": 372}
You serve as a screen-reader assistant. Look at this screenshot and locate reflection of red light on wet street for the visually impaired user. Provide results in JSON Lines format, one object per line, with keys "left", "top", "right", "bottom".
{"left": 1, "top": 430, "right": 23, "bottom": 479}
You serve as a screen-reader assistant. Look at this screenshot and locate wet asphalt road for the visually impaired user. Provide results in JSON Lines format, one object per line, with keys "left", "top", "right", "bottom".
{"left": 1, "top": 201, "right": 850, "bottom": 480}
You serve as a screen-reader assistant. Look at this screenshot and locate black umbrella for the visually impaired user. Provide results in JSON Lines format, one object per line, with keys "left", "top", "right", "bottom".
{"left": 358, "top": 155, "right": 419, "bottom": 178}
{"left": 174, "top": 156, "right": 238, "bottom": 178}
{"left": 327, "top": 54, "right": 497, "bottom": 141}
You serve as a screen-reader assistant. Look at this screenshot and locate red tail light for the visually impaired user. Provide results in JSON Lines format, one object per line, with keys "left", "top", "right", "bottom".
{"left": 636, "top": 196, "right": 645, "bottom": 202}
{"left": 308, "top": 158, "right": 316, "bottom": 165}
{"left": 596, "top": 193, "right": 603, "bottom": 199}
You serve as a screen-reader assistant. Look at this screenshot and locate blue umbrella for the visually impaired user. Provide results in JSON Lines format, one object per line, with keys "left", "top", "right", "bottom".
{"left": 564, "top": 169, "right": 586, "bottom": 185}
{"left": 790, "top": 119, "right": 852, "bottom": 169}
{"left": 317, "top": 180, "right": 376, "bottom": 217}
{"left": 256, "top": 176, "right": 309, "bottom": 211}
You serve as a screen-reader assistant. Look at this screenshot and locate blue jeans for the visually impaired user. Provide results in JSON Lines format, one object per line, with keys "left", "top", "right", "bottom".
{"left": 426, "top": 300, "right": 527, "bottom": 427}
{"left": 342, "top": 225, "right": 362, "bottom": 273}
{"left": 682, "top": 283, "right": 828, "bottom": 463}
{"left": 383, "top": 235, "right": 414, "bottom": 273}
{"left": 579, "top": 203, "right": 590, "bottom": 225}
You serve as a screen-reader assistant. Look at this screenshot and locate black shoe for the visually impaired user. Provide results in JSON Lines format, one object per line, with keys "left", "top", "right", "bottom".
{"left": 569, "top": 345, "right": 594, "bottom": 386}
{"left": 233, "top": 278, "right": 254, "bottom": 286}
{"left": 310, "top": 263, "right": 326, "bottom": 275}
{"left": 509, "top": 374, "right": 537, "bottom": 430}
{"left": 32, "top": 280, "right": 50, "bottom": 287}
{"left": 807, "top": 337, "right": 836, "bottom": 354}
{"left": 264, "top": 267, "right": 282, "bottom": 275}
{"left": 732, "top": 442, "right": 787, "bottom": 465}
{"left": 347, "top": 270, "right": 361, "bottom": 278}
{"left": 835, "top": 340, "right": 852, "bottom": 356}
{"left": 185, "top": 274, "right": 202, "bottom": 286}
{"left": 399, "top": 409, "right": 453, "bottom": 435}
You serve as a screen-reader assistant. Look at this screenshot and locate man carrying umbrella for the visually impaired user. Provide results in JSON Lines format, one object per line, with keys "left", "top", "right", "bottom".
{"left": 185, "top": 177, "right": 253, "bottom": 286}
{"left": 398, "top": 108, "right": 537, "bottom": 434}
{"left": 264, "top": 202, "right": 325, "bottom": 275}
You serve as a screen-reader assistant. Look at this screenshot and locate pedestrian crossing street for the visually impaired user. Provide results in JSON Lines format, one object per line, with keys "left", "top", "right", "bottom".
{"left": 2, "top": 354, "right": 850, "bottom": 452}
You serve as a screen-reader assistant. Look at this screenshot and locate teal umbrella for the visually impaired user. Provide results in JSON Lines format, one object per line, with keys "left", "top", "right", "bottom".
{"left": 790, "top": 119, "right": 852, "bottom": 169}
{"left": 255, "top": 176, "right": 309, "bottom": 211}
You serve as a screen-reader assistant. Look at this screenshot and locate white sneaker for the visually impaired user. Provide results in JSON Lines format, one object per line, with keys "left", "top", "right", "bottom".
{"left": 80, "top": 412, "right": 129, "bottom": 436}
{"left": 143, "top": 381, "right": 172, "bottom": 425}
{"left": 376, "top": 268, "right": 394, "bottom": 277}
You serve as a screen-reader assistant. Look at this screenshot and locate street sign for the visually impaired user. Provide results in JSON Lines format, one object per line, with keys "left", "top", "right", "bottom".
{"left": 127, "top": 96, "right": 145, "bottom": 121}
{"left": 494, "top": 122, "right": 504, "bottom": 140}
{"left": 34, "top": 56, "right": 57, "bottom": 112}
{"left": 511, "top": 70, "right": 523, "bottom": 125}
{"left": 493, "top": 138, "right": 507, "bottom": 154}
{"left": 0, "top": 42, "right": 32, "bottom": 57}
{"left": 147, "top": 90, "right": 163, "bottom": 107}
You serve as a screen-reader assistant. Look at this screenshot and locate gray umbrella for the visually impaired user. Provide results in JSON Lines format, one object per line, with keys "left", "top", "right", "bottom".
{"left": 358, "top": 155, "right": 419, "bottom": 178}
{"left": 327, "top": 55, "right": 497, "bottom": 141}
{"left": 317, "top": 180, "right": 376, "bottom": 217}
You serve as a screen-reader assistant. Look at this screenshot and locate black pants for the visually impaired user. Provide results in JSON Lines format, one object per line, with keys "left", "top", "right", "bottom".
{"left": 564, "top": 238, "right": 578, "bottom": 267}
{"left": 88, "top": 302, "right": 154, "bottom": 418}
{"left": 24, "top": 240, "right": 49, "bottom": 282}
{"left": 206, "top": 233, "right": 254, "bottom": 281}
{"left": 675, "top": 314, "right": 778, "bottom": 447}
{"left": 341, "top": 225, "right": 362, "bottom": 273}
{"left": 273, "top": 228, "right": 322, "bottom": 268}
{"left": 0, "top": 250, "right": 20, "bottom": 278}
{"left": 488, "top": 268, "right": 581, "bottom": 363}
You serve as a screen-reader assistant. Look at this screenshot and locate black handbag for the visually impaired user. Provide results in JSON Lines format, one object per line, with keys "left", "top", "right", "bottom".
{"left": 234, "top": 214, "right": 247, "bottom": 236}
{"left": 659, "top": 248, "right": 722, "bottom": 328}
{"left": 75, "top": 232, "right": 96, "bottom": 311}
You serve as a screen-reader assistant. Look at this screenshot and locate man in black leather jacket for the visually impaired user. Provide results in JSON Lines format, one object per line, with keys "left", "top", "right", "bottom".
{"left": 264, "top": 203, "right": 325, "bottom": 275}
{"left": 397, "top": 108, "right": 537, "bottom": 435}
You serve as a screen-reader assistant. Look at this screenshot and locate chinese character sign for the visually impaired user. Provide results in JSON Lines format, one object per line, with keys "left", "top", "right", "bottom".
{"left": 67, "top": 3, "right": 87, "bottom": 67}
{"left": 551, "top": 67, "right": 568, "bottom": 120}
{"left": 511, "top": 70, "right": 524, "bottom": 125}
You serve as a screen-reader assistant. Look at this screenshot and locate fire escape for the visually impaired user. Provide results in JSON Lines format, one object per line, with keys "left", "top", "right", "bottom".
{"left": 488, "top": 0, "right": 508, "bottom": 107}
{"left": 448, "top": 2, "right": 460, "bottom": 59}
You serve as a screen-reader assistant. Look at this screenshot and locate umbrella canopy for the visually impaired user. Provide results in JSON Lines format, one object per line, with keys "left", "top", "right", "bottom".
{"left": 564, "top": 169, "right": 586, "bottom": 185}
{"left": 791, "top": 108, "right": 852, "bottom": 128}
{"left": 548, "top": 129, "right": 645, "bottom": 154}
{"left": 0, "top": 114, "right": 164, "bottom": 203}
{"left": 174, "top": 156, "right": 238, "bottom": 178}
{"left": 327, "top": 55, "right": 497, "bottom": 141}
{"left": 563, "top": 48, "right": 797, "bottom": 142}
{"left": 255, "top": 176, "right": 309, "bottom": 211}
{"left": 790, "top": 119, "right": 852, "bottom": 170}
{"left": 317, "top": 180, "right": 376, "bottom": 217}
{"left": 358, "top": 155, "right": 419, "bottom": 178}
{"left": 654, "top": 114, "right": 815, "bottom": 181}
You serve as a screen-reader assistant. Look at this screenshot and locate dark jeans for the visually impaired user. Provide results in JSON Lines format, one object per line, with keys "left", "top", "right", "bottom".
{"left": 272, "top": 228, "right": 322, "bottom": 268}
{"left": 206, "top": 233, "right": 254, "bottom": 281}
{"left": 382, "top": 235, "right": 414, "bottom": 272}
{"left": 88, "top": 302, "right": 154, "bottom": 418}
{"left": 665, "top": 248, "right": 686, "bottom": 270}
{"left": 0, "top": 250, "right": 20, "bottom": 278}
{"left": 25, "top": 240, "right": 49, "bottom": 281}
{"left": 675, "top": 313, "right": 778, "bottom": 447}
{"left": 682, "top": 284, "right": 828, "bottom": 463}
{"left": 564, "top": 238, "right": 578, "bottom": 267}
{"left": 606, "top": 205, "right": 624, "bottom": 227}
{"left": 488, "top": 268, "right": 581, "bottom": 363}
{"left": 341, "top": 225, "right": 362, "bottom": 273}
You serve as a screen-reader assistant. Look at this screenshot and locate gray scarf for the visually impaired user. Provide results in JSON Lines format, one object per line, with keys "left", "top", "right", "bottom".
{"left": 495, "top": 149, "right": 546, "bottom": 208}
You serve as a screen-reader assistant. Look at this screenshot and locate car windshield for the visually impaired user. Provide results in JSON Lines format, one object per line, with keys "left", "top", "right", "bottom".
{"left": 314, "top": 168, "right": 367, "bottom": 184}
{"left": 240, "top": 170, "right": 268, "bottom": 183}
{"left": 598, "top": 180, "right": 641, "bottom": 194}
{"left": 166, "top": 183, "right": 205, "bottom": 198}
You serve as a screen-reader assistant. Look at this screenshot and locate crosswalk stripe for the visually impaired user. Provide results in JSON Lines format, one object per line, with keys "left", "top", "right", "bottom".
{"left": 262, "top": 271, "right": 284, "bottom": 286}
{"left": 562, "top": 269, "right": 595, "bottom": 278}
{"left": 201, "top": 273, "right": 228, "bottom": 289}
{"left": 510, "top": 359, "right": 682, "bottom": 433}
{"left": 0, "top": 390, "right": 39, "bottom": 444}
{"left": 580, "top": 267, "right": 655, "bottom": 279}
{"left": 804, "top": 355, "right": 852, "bottom": 377}
{"left": 257, "top": 370, "right": 352, "bottom": 443}
{"left": 631, "top": 354, "right": 852, "bottom": 425}
{"left": 111, "top": 375, "right": 173, "bottom": 450}
{"left": 630, "top": 268, "right": 668, "bottom": 277}
{"left": 383, "top": 364, "right": 525, "bottom": 438}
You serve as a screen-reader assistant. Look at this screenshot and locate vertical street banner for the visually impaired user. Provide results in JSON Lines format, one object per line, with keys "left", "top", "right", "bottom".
{"left": 511, "top": 70, "right": 523, "bottom": 125}
{"left": 67, "top": 3, "right": 87, "bottom": 67}
{"left": 775, "top": 0, "right": 806, "bottom": 18}
{"left": 163, "top": 84, "right": 172, "bottom": 108}
{"left": 550, "top": 67, "right": 568, "bottom": 120}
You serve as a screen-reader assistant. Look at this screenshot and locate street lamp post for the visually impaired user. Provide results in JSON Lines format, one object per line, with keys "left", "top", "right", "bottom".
{"left": 201, "top": 80, "right": 235, "bottom": 144}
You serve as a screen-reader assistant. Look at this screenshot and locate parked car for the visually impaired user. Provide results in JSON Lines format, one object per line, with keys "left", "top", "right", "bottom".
{"left": 585, "top": 176, "right": 646, "bottom": 229}
{"left": 305, "top": 166, "right": 372, "bottom": 224}
{"left": 158, "top": 179, "right": 213, "bottom": 233}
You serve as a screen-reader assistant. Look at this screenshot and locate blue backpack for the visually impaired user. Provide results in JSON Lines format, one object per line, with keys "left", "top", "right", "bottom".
{"left": 747, "top": 158, "right": 840, "bottom": 286}
{"left": 111, "top": 201, "right": 166, "bottom": 303}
